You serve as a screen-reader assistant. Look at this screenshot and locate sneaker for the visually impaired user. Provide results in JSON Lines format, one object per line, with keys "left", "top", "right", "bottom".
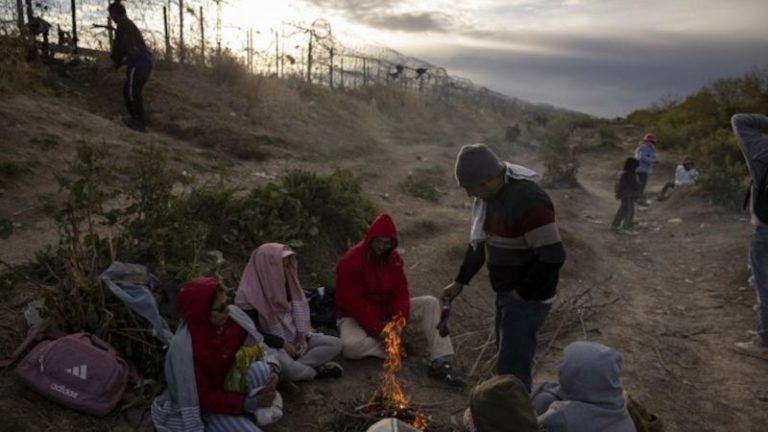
{"left": 734, "top": 337, "right": 768, "bottom": 361}
{"left": 428, "top": 362, "right": 465, "bottom": 387}
{"left": 315, "top": 362, "right": 344, "bottom": 379}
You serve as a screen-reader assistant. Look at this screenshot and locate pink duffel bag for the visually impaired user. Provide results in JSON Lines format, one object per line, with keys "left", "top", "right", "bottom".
{"left": 13, "top": 332, "right": 132, "bottom": 417}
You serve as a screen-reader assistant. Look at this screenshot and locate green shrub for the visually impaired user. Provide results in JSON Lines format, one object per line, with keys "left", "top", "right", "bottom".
{"left": 10, "top": 142, "right": 376, "bottom": 382}
{"left": 539, "top": 119, "right": 579, "bottom": 188}
{"left": 398, "top": 166, "right": 444, "bottom": 202}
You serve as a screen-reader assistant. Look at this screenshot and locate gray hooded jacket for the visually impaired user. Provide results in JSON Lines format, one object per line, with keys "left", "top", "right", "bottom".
{"left": 532, "top": 342, "right": 636, "bottom": 432}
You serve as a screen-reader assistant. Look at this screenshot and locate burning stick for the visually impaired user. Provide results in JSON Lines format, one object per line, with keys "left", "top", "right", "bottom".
{"left": 365, "top": 314, "right": 429, "bottom": 430}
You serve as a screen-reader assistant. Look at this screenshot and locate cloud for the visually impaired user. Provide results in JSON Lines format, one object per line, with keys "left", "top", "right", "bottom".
{"left": 408, "top": 32, "right": 768, "bottom": 116}
{"left": 307, "top": 0, "right": 456, "bottom": 32}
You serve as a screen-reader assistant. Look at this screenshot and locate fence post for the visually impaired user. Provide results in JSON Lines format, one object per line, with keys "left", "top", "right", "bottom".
{"left": 199, "top": 6, "right": 204, "bottom": 65}
{"left": 179, "top": 0, "right": 185, "bottom": 64}
{"left": 306, "top": 33, "right": 313, "bottom": 83}
{"left": 15, "top": 0, "right": 24, "bottom": 35}
{"left": 328, "top": 46, "right": 334, "bottom": 88}
{"left": 362, "top": 57, "right": 367, "bottom": 87}
{"left": 339, "top": 56, "right": 344, "bottom": 88}
{"left": 70, "top": 0, "right": 78, "bottom": 53}
{"left": 274, "top": 30, "right": 279, "bottom": 77}
{"left": 163, "top": 6, "right": 170, "bottom": 61}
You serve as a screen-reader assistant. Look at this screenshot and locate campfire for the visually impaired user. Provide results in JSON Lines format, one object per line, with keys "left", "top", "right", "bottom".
{"left": 360, "top": 315, "right": 429, "bottom": 430}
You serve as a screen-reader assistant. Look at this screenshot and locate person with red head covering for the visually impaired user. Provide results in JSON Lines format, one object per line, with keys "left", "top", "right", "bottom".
{"left": 335, "top": 213, "right": 463, "bottom": 386}
{"left": 236, "top": 243, "right": 344, "bottom": 382}
{"left": 174, "top": 277, "right": 281, "bottom": 431}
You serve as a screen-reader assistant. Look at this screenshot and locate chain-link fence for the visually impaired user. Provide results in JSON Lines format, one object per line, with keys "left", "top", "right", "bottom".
{"left": 0, "top": 0, "right": 524, "bottom": 111}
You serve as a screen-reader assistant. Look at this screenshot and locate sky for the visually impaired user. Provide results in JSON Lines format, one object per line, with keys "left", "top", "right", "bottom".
{"left": 3, "top": 0, "right": 764, "bottom": 117}
{"left": 222, "top": 0, "right": 768, "bottom": 117}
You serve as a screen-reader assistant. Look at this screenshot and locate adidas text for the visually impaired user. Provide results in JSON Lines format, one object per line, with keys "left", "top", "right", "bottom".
{"left": 50, "top": 383, "right": 79, "bottom": 399}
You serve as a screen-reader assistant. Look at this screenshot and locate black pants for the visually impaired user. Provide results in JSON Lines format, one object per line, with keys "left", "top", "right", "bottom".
{"left": 124, "top": 63, "right": 152, "bottom": 124}
{"left": 612, "top": 198, "right": 635, "bottom": 229}
{"left": 495, "top": 291, "right": 552, "bottom": 391}
{"left": 637, "top": 172, "right": 649, "bottom": 198}
{"left": 658, "top": 182, "right": 675, "bottom": 201}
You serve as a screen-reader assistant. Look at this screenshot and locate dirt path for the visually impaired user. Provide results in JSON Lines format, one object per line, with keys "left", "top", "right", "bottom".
{"left": 2, "top": 84, "right": 768, "bottom": 431}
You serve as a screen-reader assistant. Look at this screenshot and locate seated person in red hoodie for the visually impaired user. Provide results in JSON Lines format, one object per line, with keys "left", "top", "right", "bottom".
{"left": 176, "top": 277, "right": 281, "bottom": 431}
{"left": 335, "top": 213, "right": 463, "bottom": 386}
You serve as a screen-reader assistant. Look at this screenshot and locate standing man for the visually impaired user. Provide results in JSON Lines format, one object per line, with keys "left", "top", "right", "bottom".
{"left": 634, "top": 133, "right": 658, "bottom": 204}
{"left": 732, "top": 114, "right": 768, "bottom": 360}
{"left": 335, "top": 213, "right": 463, "bottom": 386}
{"left": 442, "top": 144, "right": 566, "bottom": 391}
{"left": 108, "top": 0, "right": 152, "bottom": 131}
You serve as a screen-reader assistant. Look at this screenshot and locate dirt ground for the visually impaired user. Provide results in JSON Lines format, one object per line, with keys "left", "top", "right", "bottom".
{"left": 1, "top": 65, "right": 768, "bottom": 432}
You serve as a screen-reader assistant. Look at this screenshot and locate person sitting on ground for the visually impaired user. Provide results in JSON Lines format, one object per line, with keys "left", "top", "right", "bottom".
{"left": 151, "top": 277, "right": 281, "bottom": 432}
{"left": 335, "top": 213, "right": 464, "bottom": 386}
{"left": 108, "top": 0, "right": 152, "bottom": 131}
{"left": 462, "top": 374, "right": 543, "bottom": 432}
{"left": 236, "top": 243, "right": 344, "bottom": 382}
{"left": 611, "top": 157, "right": 642, "bottom": 232}
{"left": 532, "top": 341, "right": 636, "bottom": 432}
{"left": 657, "top": 157, "right": 699, "bottom": 201}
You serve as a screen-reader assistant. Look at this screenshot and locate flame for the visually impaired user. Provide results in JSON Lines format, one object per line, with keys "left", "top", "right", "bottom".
{"left": 370, "top": 314, "right": 429, "bottom": 430}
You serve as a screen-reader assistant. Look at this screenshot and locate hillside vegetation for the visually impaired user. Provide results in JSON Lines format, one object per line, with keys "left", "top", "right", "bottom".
{"left": 627, "top": 69, "right": 768, "bottom": 208}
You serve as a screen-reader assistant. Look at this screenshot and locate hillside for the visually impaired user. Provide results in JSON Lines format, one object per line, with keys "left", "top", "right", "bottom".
{"left": 1, "top": 49, "right": 767, "bottom": 432}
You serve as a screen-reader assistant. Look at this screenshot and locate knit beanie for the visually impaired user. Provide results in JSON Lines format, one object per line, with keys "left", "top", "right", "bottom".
{"left": 455, "top": 144, "right": 505, "bottom": 188}
{"left": 468, "top": 375, "right": 539, "bottom": 432}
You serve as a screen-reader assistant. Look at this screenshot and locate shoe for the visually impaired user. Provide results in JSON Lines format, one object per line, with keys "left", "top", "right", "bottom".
{"left": 122, "top": 117, "right": 147, "bottom": 132}
{"left": 315, "top": 362, "right": 344, "bottom": 379}
{"left": 428, "top": 362, "right": 465, "bottom": 387}
{"left": 734, "top": 337, "right": 768, "bottom": 361}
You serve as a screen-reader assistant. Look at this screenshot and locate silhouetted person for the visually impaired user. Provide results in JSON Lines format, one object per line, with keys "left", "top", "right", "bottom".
{"left": 108, "top": 0, "right": 152, "bottom": 131}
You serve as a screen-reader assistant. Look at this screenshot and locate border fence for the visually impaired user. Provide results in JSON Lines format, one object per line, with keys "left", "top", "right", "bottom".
{"left": 0, "top": 0, "right": 535, "bottom": 113}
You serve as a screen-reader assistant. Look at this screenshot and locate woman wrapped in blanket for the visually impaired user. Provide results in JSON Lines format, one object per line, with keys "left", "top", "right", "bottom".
{"left": 176, "top": 277, "right": 282, "bottom": 431}
{"left": 236, "top": 243, "right": 344, "bottom": 382}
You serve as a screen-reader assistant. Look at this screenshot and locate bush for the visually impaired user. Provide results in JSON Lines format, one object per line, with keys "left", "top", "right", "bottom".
{"left": 11, "top": 141, "right": 377, "bottom": 383}
{"left": 689, "top": 129, "right": 747, "bottom": 210}
{"left": 539, "top": 119, "right": 580, "bottom": 188}
{"left": 398, "top": 166, "right": 445, "bottom": 202}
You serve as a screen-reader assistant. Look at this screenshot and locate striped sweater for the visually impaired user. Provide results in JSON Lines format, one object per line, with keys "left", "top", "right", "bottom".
{"left": 455, "top": 179, "right": 566, "bottom": 301}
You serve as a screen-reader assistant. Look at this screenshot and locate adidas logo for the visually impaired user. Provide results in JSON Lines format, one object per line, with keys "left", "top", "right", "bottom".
{"left": 65, "top": 364, "right": 88, "bottom": 380}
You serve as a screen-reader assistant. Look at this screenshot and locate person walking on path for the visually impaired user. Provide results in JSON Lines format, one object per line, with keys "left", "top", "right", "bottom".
{"left": 732, "top": 113, "right": 768, "bottom": 360}
{"left": 109, "top": 0, "right": 152, "bottom": 131}
{"left": 611, "top": 157, "right": 642, "bottom": 232}
{"left": 442, "top": 144, "right": 566, "bottom": 391}
{"left": 634, "top": 133, "right": 657, "bottom": 204}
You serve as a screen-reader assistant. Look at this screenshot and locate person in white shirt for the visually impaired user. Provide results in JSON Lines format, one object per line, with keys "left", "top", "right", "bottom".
{"left": 657, "top": 157, "right": 698, "bottom": 201}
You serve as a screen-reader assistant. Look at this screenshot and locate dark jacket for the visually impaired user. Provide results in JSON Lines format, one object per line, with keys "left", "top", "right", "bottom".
{"left": 110, "top": 16, "right": 151, "bottom": 68}
{"left": 615, "top": 159, "right": 642, "bottom": 200}
{"left": 176, "top": 278, "right": 246, "bottom": 415}
{"left": 335, "top": 213, "right": 410, "bottom": 336}
{"left": 456, "top": 179, "right": 566, "bottom": 300}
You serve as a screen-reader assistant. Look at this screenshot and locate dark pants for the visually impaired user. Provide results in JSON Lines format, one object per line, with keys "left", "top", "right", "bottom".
{"left": 124, "top": 63, "right": 152, "bottom": 124}
{"left": 611, "top": 198, "right": 635, "bottom": 229}
{"left": 495, "top": 291, "right": 552, "bottom": 391}
{"left": 637, "top": 172, "right": 649, "bottom": 198}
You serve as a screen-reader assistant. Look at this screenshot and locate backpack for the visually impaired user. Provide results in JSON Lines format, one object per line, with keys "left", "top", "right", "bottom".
{"left": 744, "top": 167, "right": 768, "bottom": 225}
{"left": 11, "top": 331, "right": 133, "bottom": 417}
{"left": 303, "top": 286, "right": 336, "bottom": 329}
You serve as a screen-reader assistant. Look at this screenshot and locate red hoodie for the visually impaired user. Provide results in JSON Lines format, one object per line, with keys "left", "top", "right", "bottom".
{"left": 335, "top": 213, "right": 410, "bottom": 336}
{"left": 176, "top": 277, "right": 247, "bottom": 415}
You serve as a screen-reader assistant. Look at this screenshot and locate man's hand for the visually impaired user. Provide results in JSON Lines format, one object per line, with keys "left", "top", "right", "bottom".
{"left": 441, "top": 281, "right": 464, "bottom": 304}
